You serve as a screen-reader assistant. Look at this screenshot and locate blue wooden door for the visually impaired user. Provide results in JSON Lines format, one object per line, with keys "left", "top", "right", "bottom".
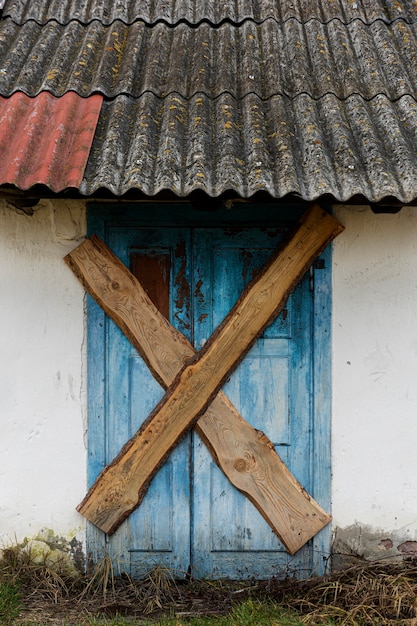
{"left": 191, "top": 228, "right": 314, "bottom": 579}
{"left": 87, "top": 205, "right": 331, "bottom": 579}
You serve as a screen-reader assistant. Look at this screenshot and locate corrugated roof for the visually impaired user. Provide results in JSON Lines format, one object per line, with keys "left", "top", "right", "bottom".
{"left": 3, "top": 0, "right": 417, "bottom": 26}
{"left": 1, "top": 18, "right": 417, "bottom": 101}
{"left": 80, "top": 93, "right": 417, "bottom": 203}
{"left": 0, "top": 91, "right": 102, "bottom": 191}
{"left": 1, "top": 0, "right": 417, "bottom": 202}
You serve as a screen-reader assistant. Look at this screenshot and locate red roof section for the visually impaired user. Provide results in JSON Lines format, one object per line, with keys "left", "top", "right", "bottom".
{"left": 0, "top": 91, "right": 103, "bottom": 191}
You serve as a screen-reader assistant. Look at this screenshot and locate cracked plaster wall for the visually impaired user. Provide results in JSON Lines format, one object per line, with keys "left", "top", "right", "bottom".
{"left": 332, "top": 205, "right": 417, "bottom": 561}
{"left": 332, "top": 523, "right": 417, "bottom": 569}
{"left": 0, "top": 198, "right": 87, "bottom": 547}
{"left": 2, "top": 199, "right": 417, "bottom": 569}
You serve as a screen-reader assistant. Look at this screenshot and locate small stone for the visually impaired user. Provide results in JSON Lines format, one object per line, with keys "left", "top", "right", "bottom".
{"left": 22, "top": 540, "right": 80, "bottom": 578}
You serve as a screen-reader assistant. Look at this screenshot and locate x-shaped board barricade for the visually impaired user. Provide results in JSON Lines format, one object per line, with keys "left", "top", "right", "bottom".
{"left": 66, "top": 205, "right": 344, "bottom": 555}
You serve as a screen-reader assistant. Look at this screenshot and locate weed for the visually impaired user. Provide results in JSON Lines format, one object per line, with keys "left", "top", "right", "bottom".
{"left": 2, "top": 542, "right": 417, "bottom": 625}
{"left": 228, "top": 599, "right": 304, "bottom": 625}
{"left": 0, "top": 580, "right": 21, "bottom": 624}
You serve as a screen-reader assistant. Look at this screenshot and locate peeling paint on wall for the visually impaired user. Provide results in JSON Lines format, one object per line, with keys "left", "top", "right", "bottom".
{"left": 332, "top": 524, "right": 417, "bottom": 570}
{"left": 1, "top": 528, "right": 85, "bottom": 575}
{"left": 51, "top": 199, "right": 86, "bottom": 242}
{"left": 398, "top": 541, "right": 417, "bottom": 559}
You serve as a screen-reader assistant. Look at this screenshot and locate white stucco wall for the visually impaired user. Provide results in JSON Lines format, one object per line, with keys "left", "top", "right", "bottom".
{"left": 332, "top": 205, "right": 417, "bottom": 546}
{"left": 2, "top": 198, "right": 417, "bottom": 562}
{"left": 0, "top": 198, "right": 87, "bottom": 548}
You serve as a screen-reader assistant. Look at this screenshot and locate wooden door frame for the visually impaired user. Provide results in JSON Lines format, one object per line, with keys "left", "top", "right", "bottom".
{"left": 85, "top": 201, "right": 333, "bottom": 577}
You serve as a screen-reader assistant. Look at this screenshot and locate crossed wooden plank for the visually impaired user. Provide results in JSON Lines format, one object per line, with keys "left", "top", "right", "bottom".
{"left": 66, "top": 205, "right": 343, "bottom": 554}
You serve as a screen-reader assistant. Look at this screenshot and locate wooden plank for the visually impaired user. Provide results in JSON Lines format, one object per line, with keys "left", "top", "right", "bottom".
{"left": 68, "top": 235, "right": 332, "bottom": 554}
{"left": 66, "top": 205, "right": 343, "bottom": 547}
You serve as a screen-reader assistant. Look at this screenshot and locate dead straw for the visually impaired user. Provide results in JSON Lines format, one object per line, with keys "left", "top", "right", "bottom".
{"left": 263, "top": 559, "right": 417, "bottom": 625}
{"left": 3, "top": 547, "right": 417, "bottom": 624}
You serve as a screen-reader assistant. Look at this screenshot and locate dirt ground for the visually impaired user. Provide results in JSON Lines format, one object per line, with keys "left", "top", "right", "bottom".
{"left": 10, "top": 559, "right": 417, "bottom": 625}
{"left": 15, "top": 574, "right": 263, "bottom": 624}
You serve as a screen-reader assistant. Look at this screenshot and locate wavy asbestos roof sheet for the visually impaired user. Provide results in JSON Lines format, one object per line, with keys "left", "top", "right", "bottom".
{"left": 1, "top": 18, "right": 417, "bottom": 100}
{"left": 0, "top": 92, "right": 103, "bottom": 191}
{"left": 3, "top": 0, "right": 417, "bottom": 25}
{"left": 79, "top": 93, "right": 417, "bottom": 202}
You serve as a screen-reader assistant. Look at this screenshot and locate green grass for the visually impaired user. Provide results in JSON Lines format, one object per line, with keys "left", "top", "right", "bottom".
{"left": 3, "top": 544, "right": 417, "bottom": 625}
{"left": 32, "top": 600, "right": 307, "bottom": 625}
{"left": 148, "top": 600, "right": 306, "bottom": 625}
{"left": 0, "top": 580, "right": 21, "bottom": 624}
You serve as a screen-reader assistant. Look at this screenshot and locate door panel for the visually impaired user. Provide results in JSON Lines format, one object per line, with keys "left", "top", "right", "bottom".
{"left": 86, "top": 208, "right": 330, "bottom": 580}
{"left": 105, "top": 228, "right": 192, "bottom": 577}
{"left": 191, "top": 228, "right": 312, "bottom": 578}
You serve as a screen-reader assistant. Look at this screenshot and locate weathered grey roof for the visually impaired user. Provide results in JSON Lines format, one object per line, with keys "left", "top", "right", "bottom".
{"left": 2, "top": 18, "right": 417, "bottom": 101}
{"left": 2, "top": 0, "right": 417, "bottom": 202}
{"left": 3, "top": 0, "right": 417, "bottom": 25}
{"left": 79, "top": 93, "right": 417, "bottom": 202}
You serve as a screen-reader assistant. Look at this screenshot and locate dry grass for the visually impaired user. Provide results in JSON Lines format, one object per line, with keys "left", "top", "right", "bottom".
{"left": 0, "top": 545, "right": 233, "bottom": 623}
{"left": 2, "top": 546, "right": 417, "bottom": 625}
{"left": 0, "top": 543, "right": 84, "bottom": 623}
{"left": 262, "top": 559, "right": 417, "bottom": 625}
{"left": 77, "top": 558, "right": 182, "bottom": 617}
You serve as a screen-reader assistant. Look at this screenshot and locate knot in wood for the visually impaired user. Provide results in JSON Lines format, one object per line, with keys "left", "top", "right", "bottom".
{"left": 234, "top": 458, "right": 247, "bottom": 472}
{"left": 111, "top": 281, "right": 120, "bottom": 290}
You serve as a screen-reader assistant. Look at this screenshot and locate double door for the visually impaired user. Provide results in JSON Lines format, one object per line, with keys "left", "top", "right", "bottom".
{"left": 87, "top": 208, "right": 330, "bottom": 579}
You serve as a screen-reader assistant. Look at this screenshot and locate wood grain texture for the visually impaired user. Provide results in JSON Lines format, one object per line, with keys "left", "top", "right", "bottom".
{"left": 66, "top": 204, "right": 343, "bottom": 550}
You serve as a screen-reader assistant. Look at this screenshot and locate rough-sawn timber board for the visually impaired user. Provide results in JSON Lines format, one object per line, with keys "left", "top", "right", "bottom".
{"left": 66, "top": 204, "right": 343, "bottom": 552}
{"left": 67, "top": 234, "right": 328, "bottom": 553}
